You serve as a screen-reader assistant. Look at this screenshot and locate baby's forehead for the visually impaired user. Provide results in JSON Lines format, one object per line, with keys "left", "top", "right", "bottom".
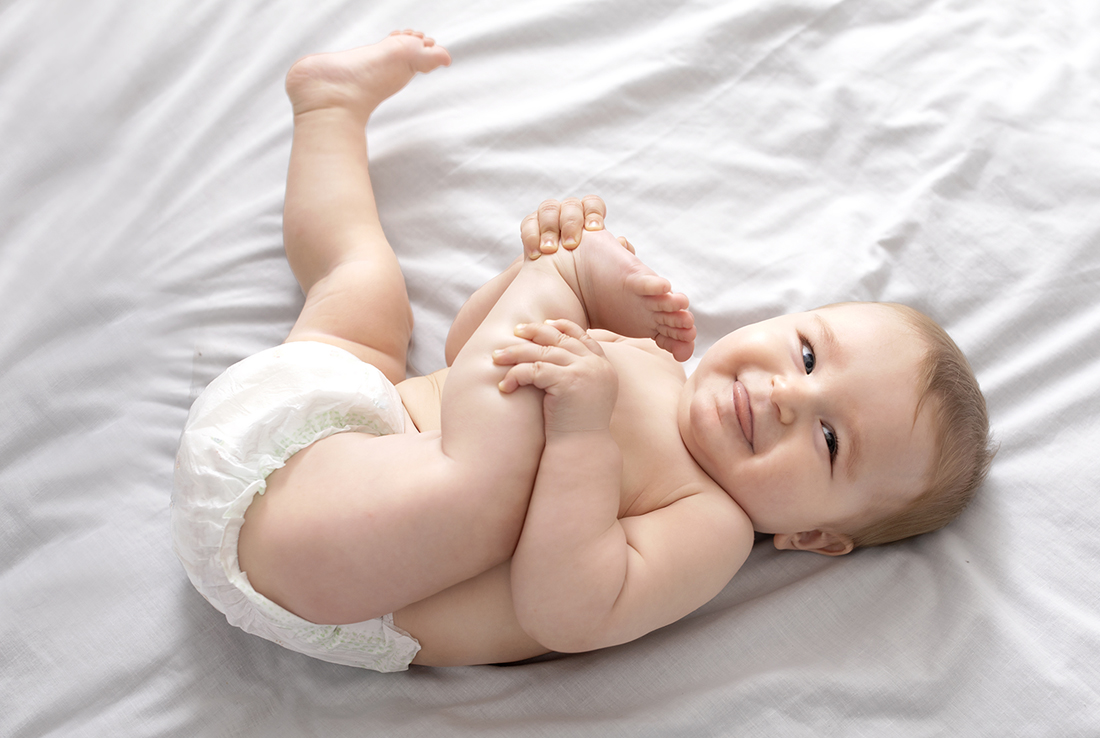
{"left": 812, "top": 300, "right": 908, "bottom": 323}
{"left": 713, "top": 302, "right": 928, "bottom": 362}
{"left": 816, "top": 303, "right": 928, "bottom": 347}
{"left": 815, "top": 304, "right": 935, "bottom": 446}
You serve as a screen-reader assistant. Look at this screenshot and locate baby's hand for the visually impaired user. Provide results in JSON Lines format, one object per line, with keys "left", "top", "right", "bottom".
{"left": 493, "top": 319, "right": 618, "bottom": 435}
{"left": 520, "top": 196, "right": 636, "bottom": 259}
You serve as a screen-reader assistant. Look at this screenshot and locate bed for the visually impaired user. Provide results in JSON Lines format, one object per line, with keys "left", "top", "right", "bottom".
{"left": 3, "top": 0, "right": 1099, "bottom": 735}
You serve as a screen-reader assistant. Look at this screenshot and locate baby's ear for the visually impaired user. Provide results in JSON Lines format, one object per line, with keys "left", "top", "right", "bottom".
{"left": 773, "top": 530, "right": 854, "bottom": 556}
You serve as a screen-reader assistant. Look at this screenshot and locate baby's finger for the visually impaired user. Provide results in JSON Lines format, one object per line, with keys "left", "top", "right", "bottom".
{"left": 520, "top": 211, "right": 542, "bottom": 259}
{"left": 558, "top": 198, "right": 585, "bottom": 249}
{"left": 541, "top": 318, "right": 586, "bottom": 339}
{"left": 582, "top": 195, "right": 607, "bottom": 231}
{"left": 498, "top": 361, "right": 565, "bottom": 394}
{"left": 617, "top": 235, "right": 636, "bottom": 254}
{"left": 492, "top": 340, "right": 574, "bottom": 368}
{"left": 541, "top": 319, "right": 606, "bottom": 355}
{"left": 514, "top": 320, "right": 579, "bottom": 348}
{"left": 537, "top": 199, "right": 562, "bottom": 254}
{"left": 510, "top": 321, "right": 598, "bottom": 359}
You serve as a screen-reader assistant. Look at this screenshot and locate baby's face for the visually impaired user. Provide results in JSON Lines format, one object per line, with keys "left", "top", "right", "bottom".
{"left": 678, "top": 303, "right": 936, "bottom": 542}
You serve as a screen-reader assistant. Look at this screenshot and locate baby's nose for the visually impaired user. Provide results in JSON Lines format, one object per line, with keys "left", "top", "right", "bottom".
{"left": 771, "top": 374, "right": 808, "bottom": 425}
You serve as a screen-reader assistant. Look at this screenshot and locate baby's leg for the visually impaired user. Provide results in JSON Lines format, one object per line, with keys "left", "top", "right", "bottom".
{"left": 245, "top": 238, "right": 689, "bottom": 626}
{"left": 426, "top": 227, "right": 694, "bottom": 586}
{"left": 281, "top": 31, "right": 451, "bottom": 383}
{"left": 240, "top": 34, "right": 691, "bottom": 627}
{"left": 437, "top": 226, "right": 697, "bottom": 523}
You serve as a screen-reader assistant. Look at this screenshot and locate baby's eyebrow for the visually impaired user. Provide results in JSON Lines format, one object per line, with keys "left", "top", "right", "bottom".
{"left": 813, "top": 313, "right": 839, "bottom": 356}
{"left": 844, "top": 419, "right": 863, "bottom": 482}
{"left": 814, "top": 313, "right": 861, "bottom": 481}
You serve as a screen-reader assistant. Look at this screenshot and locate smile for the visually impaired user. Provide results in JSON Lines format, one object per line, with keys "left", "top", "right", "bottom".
{"left": 733, "top": 380, "right": 754, "bottom": 451}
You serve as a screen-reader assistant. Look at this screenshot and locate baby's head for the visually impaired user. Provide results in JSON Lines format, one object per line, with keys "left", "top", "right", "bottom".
{"left": 679, "top": 302, "right": 994, "bottom": 554}
{"left": 837, "top": 303, "right": 995, "bottom": 547}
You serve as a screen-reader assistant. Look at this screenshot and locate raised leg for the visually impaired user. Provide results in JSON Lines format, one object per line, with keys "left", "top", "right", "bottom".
{"left": 281, "top": 31, "right": 451, "bottom": 383}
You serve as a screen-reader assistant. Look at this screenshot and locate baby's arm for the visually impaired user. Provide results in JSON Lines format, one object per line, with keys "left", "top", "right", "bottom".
{"left": 445, "top": 196, "right": 610, "bottom": 365}
{"left": 495, "top": 321, "right": 754, "bottom": 653}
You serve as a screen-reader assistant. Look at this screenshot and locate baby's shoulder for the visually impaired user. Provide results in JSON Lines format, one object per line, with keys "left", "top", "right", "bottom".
{"left": 673, "top": 478, "right": 752, "bottom": 527}
{"left": 633, "top": 457, "right": 753, "bottom": 541}
{"left": 626, "top": 479, "right": 755, "bottom": 577}
{"left": 591, "top": 330, "right": 687, "bottom": 376}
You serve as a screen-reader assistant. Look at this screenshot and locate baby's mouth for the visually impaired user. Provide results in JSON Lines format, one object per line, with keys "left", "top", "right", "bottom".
{"left": 733, "top": 380, "right": 754, "bottom": 451}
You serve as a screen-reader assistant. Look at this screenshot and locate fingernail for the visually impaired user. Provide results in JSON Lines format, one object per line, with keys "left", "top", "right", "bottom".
{"left": 562, "top": 237, "right": 577, "bottom": 247}
{"left": 587, "top": 219, "right": 600, "bottom": 229}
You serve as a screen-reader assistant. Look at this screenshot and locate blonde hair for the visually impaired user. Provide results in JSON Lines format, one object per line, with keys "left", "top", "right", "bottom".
{"left": 846, "top": 303, "right": 996, "bottom": 548}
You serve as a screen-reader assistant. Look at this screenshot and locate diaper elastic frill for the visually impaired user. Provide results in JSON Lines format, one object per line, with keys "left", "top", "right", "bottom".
{"left": 171, "top": 341, "right": 421, "bottom": 672}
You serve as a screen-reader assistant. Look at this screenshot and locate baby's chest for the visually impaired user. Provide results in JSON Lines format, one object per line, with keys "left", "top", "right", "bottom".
{"left": 605, "top": 346, "right": 696, "bottom": 516}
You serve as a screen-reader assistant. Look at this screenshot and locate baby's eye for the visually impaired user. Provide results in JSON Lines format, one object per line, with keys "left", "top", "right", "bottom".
{"left": 801, "top": 340, "right": 816, "bottom": 374}
{"left": 822, "top": 424, "right": 839, "bottom": 463}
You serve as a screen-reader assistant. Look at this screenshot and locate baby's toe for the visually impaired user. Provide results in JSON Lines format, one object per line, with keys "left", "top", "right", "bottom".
{"left": 655, "top": 334, "right": 696, "bottom": 362}
{"left": 646, "top": 292, "right": 691, "bottom": 315}
{"left": 628, "top": 272, "right": 672, "bottom": 297}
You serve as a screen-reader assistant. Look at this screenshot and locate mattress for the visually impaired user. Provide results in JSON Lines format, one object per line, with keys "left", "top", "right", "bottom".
{"left": 2, "top": 0, "right": 1098, "bottom": 735}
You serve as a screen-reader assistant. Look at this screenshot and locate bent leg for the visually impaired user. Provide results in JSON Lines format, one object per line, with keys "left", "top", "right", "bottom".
{"left": 281, "top": 32, "right": 451, "bottom": 383}
{"left": 240, "top": 260, "right": 585, "bottom": 625}
{"left": 242, "top": 233, "right": 692, "bottom": 625}
{"left": 240, "top": 35, "right": 694, "bottom": 627}
{"left": 242, "top": 32, "right": 572, "bottom": 625}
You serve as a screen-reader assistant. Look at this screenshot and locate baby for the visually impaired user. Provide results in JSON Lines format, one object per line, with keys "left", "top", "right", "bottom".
{"left": 172, "top": 31, "right": 994, "bottom": 673}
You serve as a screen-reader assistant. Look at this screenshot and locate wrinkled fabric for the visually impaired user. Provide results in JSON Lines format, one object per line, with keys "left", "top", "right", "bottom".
{"left": 2, "top": 0, "right": 1099, "bottom": 736}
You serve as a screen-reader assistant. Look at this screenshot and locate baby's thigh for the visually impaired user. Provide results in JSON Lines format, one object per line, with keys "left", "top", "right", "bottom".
{"left": 238, "top": 430, "right": 529, "bottom": 625}
{"left": 285, "top": 259, "right": 414, "bottom": 385}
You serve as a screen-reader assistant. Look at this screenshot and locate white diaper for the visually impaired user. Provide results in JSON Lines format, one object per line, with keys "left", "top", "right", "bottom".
{"left": 171, "top": 341, "right": 421, "bottom": 672}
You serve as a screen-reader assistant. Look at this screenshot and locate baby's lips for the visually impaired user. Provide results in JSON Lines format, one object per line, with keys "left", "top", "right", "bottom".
{"left": 733, "top": 380, "right": 754, "bottom": 450}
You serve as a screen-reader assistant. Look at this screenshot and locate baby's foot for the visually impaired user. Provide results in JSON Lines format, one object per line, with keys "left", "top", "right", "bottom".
{"left": 553, "top": 229, "right": 696, "bottom": 361}
{"left": 285, "top": 30, "right": 451, "bottom": 121}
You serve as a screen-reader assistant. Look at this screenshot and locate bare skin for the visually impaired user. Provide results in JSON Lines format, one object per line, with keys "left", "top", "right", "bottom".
{"left": 237, "top": 33, "right": 733, "bottom": 666}
{"left": 237, "top": 32, "right": 935, "bottom": 668}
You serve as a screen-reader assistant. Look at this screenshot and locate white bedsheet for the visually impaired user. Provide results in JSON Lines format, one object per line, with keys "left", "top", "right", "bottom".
{"left": 3, "top": 0, "right": 1099, "bottom": 735}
